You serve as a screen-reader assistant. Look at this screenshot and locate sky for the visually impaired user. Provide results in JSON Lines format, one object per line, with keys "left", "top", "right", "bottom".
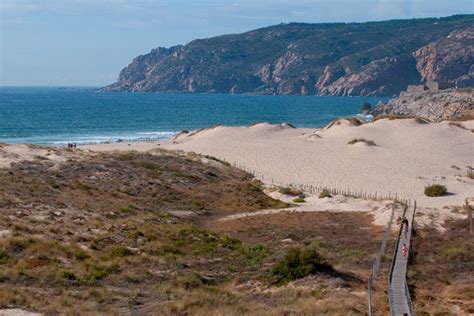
{"left": 1, "top": 0, "right": 473, "bottom": 86}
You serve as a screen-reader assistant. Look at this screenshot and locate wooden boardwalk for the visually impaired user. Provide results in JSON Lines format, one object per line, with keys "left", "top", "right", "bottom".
{"left": 389, "top": 204, "right": 415, "bottom": 316}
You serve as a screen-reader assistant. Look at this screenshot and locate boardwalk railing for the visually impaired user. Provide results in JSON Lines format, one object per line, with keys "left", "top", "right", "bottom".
{"left": 368, "top": 201, "right": 399, "bottom": 315}
{"left": 388, "top": 201, "right": 416, "bottom": 316}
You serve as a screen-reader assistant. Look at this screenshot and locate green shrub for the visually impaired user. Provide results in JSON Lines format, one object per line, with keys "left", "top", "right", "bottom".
{"left": 424, "top": 184, "right": 447, "bottom": 197}
{"left": 241, "top": 244, "right": 267, "bottom": 265}
{"left": 73, "top": 249, "right": 89, "bottom": 261}
{"left": 83, "top": 264, "right": 120, "bottom": 284}
{"left": 0, "top": 250, "right": 9, "bottom": 264}
{"left": 0, "top": 273, "right": 8, "bottom": 283}
{"left": 62, "top": 271, "right": 77, "bottom": 281}
{"left": 107, "top": 246, "right": 133, "bottom": 258}
{"left": 318, "top": 190, "right": 332, "bottom": 198}
{"left": 272, "top": 247, "right": 332, "bottom": 284}
{"left": 292, "top": 197, "right": 305, "bottom": 203}
{"left": 220, "top": 235, "right": 242, "bottom": 250}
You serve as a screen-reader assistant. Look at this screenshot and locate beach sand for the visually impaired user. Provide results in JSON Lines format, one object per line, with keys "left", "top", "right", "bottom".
{"left": 82, "top": 119, "right": 474, "bottom": 210}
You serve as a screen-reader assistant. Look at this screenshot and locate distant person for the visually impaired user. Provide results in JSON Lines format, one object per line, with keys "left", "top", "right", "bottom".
{"left": 74, "top": 143, "right": 77, "bottom": 149}
{"left": 402, "top": 218, "right": 409, "bottom": 238}
{"left": 402, "top": 243, "right": 408, "bottom": 257}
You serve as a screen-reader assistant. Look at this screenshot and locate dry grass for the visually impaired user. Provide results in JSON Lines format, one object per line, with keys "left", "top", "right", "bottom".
{"left": 277, "top": 186, "right": 303, "bottom": 197}
{"left": 347, "top": 138, "right": 376, "bottom": 146}
{"left": 0, "top": 149, "right": 383, "bottom": 315}
{"left": 466, "top": 167, "right": 474, "bottom": 180}
{"left": 409, "top": 218, "right": 474, "bottom": 314}
{"left": 0, "top": 151, "right": 289, "bottom": 314}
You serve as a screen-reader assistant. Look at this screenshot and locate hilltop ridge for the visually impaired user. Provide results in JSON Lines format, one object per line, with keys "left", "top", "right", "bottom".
{"left": 102, "top": 15, "right": 474, "bottom": 96}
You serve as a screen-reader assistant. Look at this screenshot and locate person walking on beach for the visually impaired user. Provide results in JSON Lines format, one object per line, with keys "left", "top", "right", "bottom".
{"left": 402, "top": 218, "right": 409, "bottom": 238}
{"left": 402, "top": 243, "right": 408, "bottom": 257}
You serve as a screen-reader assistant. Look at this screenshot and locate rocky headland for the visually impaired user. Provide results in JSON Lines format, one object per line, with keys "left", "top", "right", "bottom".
{"left": 102, "top": 15, "right": 473, "bottom": 96}
{"left": 370, "top": 87, "right": 474, "bottom": 122}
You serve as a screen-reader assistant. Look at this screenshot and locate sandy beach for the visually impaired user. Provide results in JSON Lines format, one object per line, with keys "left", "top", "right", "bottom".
{"left": 82, "top": 118, "right": 474, "bottom": 210}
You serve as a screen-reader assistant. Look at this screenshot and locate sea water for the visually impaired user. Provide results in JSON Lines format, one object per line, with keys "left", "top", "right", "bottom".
{"left": 0, "top": 87, "right": 387, "bottom": 145}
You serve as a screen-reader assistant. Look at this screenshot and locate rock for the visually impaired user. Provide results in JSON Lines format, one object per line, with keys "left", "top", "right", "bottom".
{"left": 100, "top": 16, "right": 473, "bottom": 96}
{"left": 360, "top": 102, "right": 372, "bottom": 114}
{"left": 370, "top": 88, "right": 474, "bottom": 122}
{"left": 414, "top": 27, "right": 474, "bottom": 85}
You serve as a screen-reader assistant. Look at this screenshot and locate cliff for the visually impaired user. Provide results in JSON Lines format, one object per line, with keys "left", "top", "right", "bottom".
{"left": 102, "top": 15, "right": 474, "bottom": 96}
{"left": 370, "top": 88, "right": 474, "bottom": 122}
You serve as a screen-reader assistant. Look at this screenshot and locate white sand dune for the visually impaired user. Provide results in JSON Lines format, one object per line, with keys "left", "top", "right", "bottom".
{"left": 155, "top": 119, "right": 473, "bottom": 209}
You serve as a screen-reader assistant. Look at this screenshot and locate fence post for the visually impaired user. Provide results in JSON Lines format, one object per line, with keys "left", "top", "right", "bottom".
{"left": 368, "top": 272, "right": 373, "bottom": 316}
{"left": 464, "top": 199, "right": 474, "bottom": 235}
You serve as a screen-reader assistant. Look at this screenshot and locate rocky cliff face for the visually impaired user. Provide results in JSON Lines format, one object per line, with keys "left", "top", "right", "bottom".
{"left": 370, "top": 88, "right": 474, "bottom": 122}
{"left": 102, "top": 15, "right": 474, "bottom": 96}
{"left": 414, "top": 27, "right": 474, "bottom": 87}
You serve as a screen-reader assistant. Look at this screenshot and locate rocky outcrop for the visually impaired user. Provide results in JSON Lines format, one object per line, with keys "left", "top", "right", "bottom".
{"left": 102, "top": 15, "right": 474, "bottom": 96}
{"left": 414, "top": 27, "right": 474, "bottom": 86}
{"left": 317, "top": 55, "right": 421, "bottom": 96}
{"left": 370, "top": 88, "right": 474, "bottom": 122}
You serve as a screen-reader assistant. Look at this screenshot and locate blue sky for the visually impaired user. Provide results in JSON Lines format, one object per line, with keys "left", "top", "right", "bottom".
{"left": 1, "top": 0, "right": 473, "bottom": 86}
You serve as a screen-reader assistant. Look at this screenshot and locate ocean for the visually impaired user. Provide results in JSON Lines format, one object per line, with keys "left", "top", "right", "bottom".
{"left": 0, "top": 87, "right": 387, "bottom": 145}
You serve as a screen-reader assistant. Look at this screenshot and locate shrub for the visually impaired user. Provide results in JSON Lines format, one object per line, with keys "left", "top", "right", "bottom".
{"left": 62, "top": 271, "right": 77, "bottom": 281}
{"left": 0, "top": 250, "right": 9, "bottom": 264}
{"left": 272, "top": 247, "right": 332, "bottom": 285}
{"left": 83, "top": 264, "right": 120, "bottom": 284}
{"left": 73, "top": 249, "right": 89, "bottom": 261}
{"left": 241, "top": 244, "right": 267, "bottom": 265}
{"left": 318, "top": 190, "right": 332, "bottom": 199}
{"left": 107, "top": 246, "right": 133, "bottom": 258}
{"left": 293, "top": 197, "right": 305, "bottom": 203}
{"left": 466, "top": 168, "right": 474, "bottom": 179}
{"left": 348, "top": 138, "right": 376, "bottom": 146}
{"left": 278, "top": 186, "right": 303, "bottom": 196}
{"left": 424, "top": 184, "right": 447, "bottom": 197}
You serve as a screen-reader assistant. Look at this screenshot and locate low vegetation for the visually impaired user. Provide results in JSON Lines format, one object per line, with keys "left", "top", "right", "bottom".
{"left": 0, "top": 150, "right": 290, "bottom": 314}
{"left": 409, "top": 218, "right": 474, "bottom": 314}
{"left": 272, "top": 247, "right": 332, "bottom": 285}
{"left": 424, "top": 184, "right": 447, "bottom": 197}
{"left": 347, "top": 138, "right": 376, "bottom": 146}
{"left": 466, "top": 167, "right": 474, "bottom": 179}
{"left": 319, "top": 190, "right": 332, "bottom": 199}
{"left": 278, "top": 186, "right": 303, "bottom": 197}
{"left": 292, "top": 197, "right": 306, "bottom": 203}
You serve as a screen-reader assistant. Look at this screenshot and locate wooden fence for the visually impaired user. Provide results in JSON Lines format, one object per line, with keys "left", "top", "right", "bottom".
{"left": 215, "top": 156, "right": 412, "bottom": 204}
{"left": 368, "top": 202, "right": 403, "bottom": 316}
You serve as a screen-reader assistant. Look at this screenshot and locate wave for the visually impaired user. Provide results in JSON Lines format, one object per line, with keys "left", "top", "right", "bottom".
{"left": 46, "top": 131, "right": 177, "bottom": 146}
